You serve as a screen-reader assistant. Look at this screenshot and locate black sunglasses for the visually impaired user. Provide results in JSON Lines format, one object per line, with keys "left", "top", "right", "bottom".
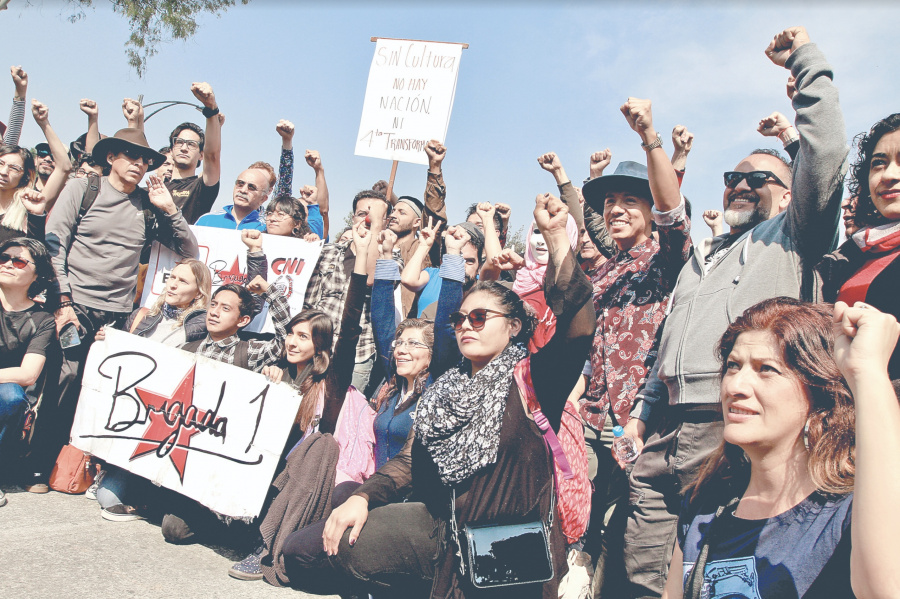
{"left": 723, "top": 171, "right": 788, "bottom": 190}
{"left": 0, "top": 253, "right": 33, "bottom": 269}
{"left": 449, "top": 308, "right": 508, "bottom": 331}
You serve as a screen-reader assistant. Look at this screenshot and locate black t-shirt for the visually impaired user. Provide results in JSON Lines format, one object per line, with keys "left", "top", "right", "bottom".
{"left": 166, "top": 175, "right": 220, "bottom": 225}
{"left": 678, "top": 490, "right": 854, "bottom": 598}
{"left": 0, "top": 302, "right": 56, "bottom": 370}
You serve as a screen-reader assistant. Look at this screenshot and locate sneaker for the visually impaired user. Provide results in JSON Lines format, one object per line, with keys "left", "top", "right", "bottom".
{"left": 85, "top": 470, "right": 105, "bottom": 500}
{"left": 228, "top": 544, "right": 265, "bottom": 581}
{"left": 0, "top": 489, "right": 7, "bottom": 507}
{"left": 559, "top": 549, "right": 593, "bottom": 599}
{"left": 100, "top": 504, "right": 144, "bottom": 522}
{"left": 24, "top": 473, "right": 49, "bottom": 494}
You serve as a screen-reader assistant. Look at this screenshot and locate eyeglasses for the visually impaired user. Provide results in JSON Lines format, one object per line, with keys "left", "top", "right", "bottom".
{"left": 391, "top": 338, "right": 430, "bottom": 351}
{"left": 0, "top": 159, "right": 24, "bottom": 174}
{"left": 449, "top": 308, "right": 509, "bottom": 331}
{"left": 74, "top": 168, "right": 96, "bottom": 177}
{"left": 0, "top": 253, "right": 33, "bottom": 269}
{"left": 265, "top": 210, "right": 295, "bottom": 222}
{"left": 172, "top": 137, "right": 201, "bottom": 150}
{"left": 723, "top": 171, "right": 788, "bottom": 190}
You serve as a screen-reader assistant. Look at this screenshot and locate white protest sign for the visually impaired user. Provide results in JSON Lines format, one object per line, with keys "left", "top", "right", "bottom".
{"left": 70, "top": 329, "right": 302, "bottom": 519}
{"left": 355, "top": 38, "right": 465, "bottom": 165}
{"left": 141, "top": 227, "right": 322, "bottom": 333}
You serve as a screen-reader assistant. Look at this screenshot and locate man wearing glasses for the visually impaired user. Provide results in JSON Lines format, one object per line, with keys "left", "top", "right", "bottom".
{"left": 195, "top": 161, "right": 273, "bottom": 232}
{"left": 615, "top": 27, "right": 850, "bottom": 598}
{"left": 165, "top": 82, "right": 222, "bottom": 224}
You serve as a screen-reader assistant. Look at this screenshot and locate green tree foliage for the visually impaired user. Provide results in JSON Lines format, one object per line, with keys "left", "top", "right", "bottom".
{"left": 65, "top": 0, "right": 249, "bottom": 77}
{"left": 505, "top": 225, "right": 526, "bottom": 256}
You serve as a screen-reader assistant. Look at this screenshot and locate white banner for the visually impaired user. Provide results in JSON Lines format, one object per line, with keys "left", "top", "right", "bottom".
{"left": 355, "top": 38, "right": 464, "bottom": 165}
{"left": 141, "top": 227, "right": 323, "bottom": 333}
{"left": 70, "top": 329, "right": 302, "bottom": 519}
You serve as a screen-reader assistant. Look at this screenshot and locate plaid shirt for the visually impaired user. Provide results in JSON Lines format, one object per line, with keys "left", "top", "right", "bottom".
{"left": 581, "top": 203, "right": 692, "bottom": 429}
{"left": 303, "top": 242, "right": 402, "bottom": 363}
{"left": 190, "top": 287, "right": 291, "bottom": 372}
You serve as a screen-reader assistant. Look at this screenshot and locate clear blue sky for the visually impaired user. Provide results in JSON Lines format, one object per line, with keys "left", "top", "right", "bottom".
{"left": 2, "top": 2, "right": 897, "bottom": 242}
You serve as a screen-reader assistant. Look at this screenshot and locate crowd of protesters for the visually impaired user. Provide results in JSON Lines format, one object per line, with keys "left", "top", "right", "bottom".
{"left": 1, "top": 25, "right": 899, "bottom": 599}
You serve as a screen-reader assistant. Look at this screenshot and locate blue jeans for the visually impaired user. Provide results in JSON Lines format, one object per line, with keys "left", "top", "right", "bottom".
{"left": 0, "top": 382, "right": 28, "bottom": 455}
{"left": 97, "top": 464, "right": 130, "bottom": 509}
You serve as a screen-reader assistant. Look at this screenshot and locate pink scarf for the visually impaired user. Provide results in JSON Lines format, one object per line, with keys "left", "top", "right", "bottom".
{"left": 512, "top": 215, "right": 579, "bottom": 296}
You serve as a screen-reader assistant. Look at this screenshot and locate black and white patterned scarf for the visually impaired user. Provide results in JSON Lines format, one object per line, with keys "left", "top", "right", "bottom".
{"left": 414, "top": 343, "right": 528, "bottom": 484}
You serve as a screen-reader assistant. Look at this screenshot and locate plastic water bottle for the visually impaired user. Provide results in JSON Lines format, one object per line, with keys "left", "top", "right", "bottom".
{"left": 612, "top": 425, "right": 639, "bottom": 463}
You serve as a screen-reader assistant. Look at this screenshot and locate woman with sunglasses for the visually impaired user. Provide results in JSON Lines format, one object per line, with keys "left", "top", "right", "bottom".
{"left": 0, "top": 101, "right": 71, "bottom": 244}
{"left": 816, "top": 113, "right": 900, "bottom": 389}
{"left": 662, "top": 298, "right": 900, "bottom": 599}
{"left": 0, "top": 238, "right": 57, "bottom": 508}
{"left": 321, "top": 193, "right": 594, "bottom": 597}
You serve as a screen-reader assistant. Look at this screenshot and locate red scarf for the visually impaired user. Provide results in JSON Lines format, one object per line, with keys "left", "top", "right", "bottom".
{"left": 837, "top": 224, "right": 900, "bottom": 305}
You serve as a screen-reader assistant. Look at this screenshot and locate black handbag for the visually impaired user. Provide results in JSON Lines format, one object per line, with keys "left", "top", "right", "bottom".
{"left": 450, "top": 488, "right": 555, "bottom": 589}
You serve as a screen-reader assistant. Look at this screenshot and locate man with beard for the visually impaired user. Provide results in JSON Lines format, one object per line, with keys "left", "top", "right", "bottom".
{"left": 32, "top": 143, "right": 53, "bottom": 191}
{"left": 615, "top": 27, "right": 849, "bottom": 598}
{"left": 164, "top": 82, "right": 222, "bottom": 224}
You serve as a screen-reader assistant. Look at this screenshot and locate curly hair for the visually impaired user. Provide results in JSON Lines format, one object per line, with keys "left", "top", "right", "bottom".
{"left": 848, "top": 113, "right": 900, "bottom": 228}
{"left": 686, "top": 297, "right": 856, "bottom": 502}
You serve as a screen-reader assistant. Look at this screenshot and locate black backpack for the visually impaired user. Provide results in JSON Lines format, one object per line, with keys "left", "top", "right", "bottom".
{"left": 73, "top": 173, "right": 155, "bottom": 240}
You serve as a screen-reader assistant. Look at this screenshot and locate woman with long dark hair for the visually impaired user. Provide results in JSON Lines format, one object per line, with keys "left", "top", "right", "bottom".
{"left": 817, "top": 113, "right": 900, "bottom": 386}
{"left": 662, "top": 297, "right": 900, "bottom": 598}
{"left": 0, "top": 238, "right": 57, "bottom": 508}
{"left": 320, "top": 193, "right": 595, "bottom": 597}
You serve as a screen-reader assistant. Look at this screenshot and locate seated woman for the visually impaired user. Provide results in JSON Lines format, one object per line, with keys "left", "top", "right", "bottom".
{"left": 663, "top": 298, "right": 900, "bottom": 599}
{"left": 0, "top": 238, "right": 57, "bottom": 508}
{"left": 320, "top": 194, "right": 595, "bottom": 598}
{"left": 817, "top": 113, "right": 900, "bottom": 388}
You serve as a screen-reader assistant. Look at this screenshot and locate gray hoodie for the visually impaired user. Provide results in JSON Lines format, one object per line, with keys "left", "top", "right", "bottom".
{"left": 633, "top": 42, "right": 848, "bottom": 420}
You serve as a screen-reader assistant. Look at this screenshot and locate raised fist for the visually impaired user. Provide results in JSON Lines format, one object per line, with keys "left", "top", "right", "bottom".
{"left": 241, "top": 229, "right": 263, "bottom": 252}
{"left": 757, "top": 112, "right": 792, "bottom": 137}
{"left": 122, "top": 98, "right": 143, "bottom": 125}
{"left": 702, "top": 209, "right": 723, "bottom": 228}
{"left": 305, "top": 149, "right": 322, "bottom": 171}
{"left": 620, "top": 97, "right": 655, "bottom": 139}
{"left": 246, "top": 275, "right": 269, "bottom": 295}
{"left": 425, "top": 140, "right": 446, "bottom": 168}
{"left": 475, "top": 202, "right": 496, "bottom": 226}
{"left": 537, "top": 152, "right": 562, "bottom": 173}
{"left": 534, "top": 192, "right": 569, "bottom": 237}
{"left": 492, "top": 248, "right": 525, "bottom": 272}
{"left": 20, "top": 189, "right": 47, "bottom": 215}
{"left": 765, "top": 26, "right": 810, "bottom": 68}
{"left": 191, "top": 82, "right": 217, "bottom": 110}
{"left": 30, "top": 100, "right": 48, "bottom": 124}
{"left": 494, "top": 203, "right": 512, "bottom": 225}
{"left": 590, "top": 149, "right": 612, "bottom": 179}
{"left": 10, "top": 66, "right": 27, "bottom": 97}
{"left": 671, "top": 125, "right": 693, "bottom": 154}
{"left": 79, "top": 99, "right": 98, "bottom": 117}
{"left": 378, "top": 229, "right": 398, "bottom": 259}
{"left": 276, "top": 119, "right": 294, "bottom": 141}
{"left": 299, "top": 185, "right": 318, "bottom": 206}
{"left": 443, "top": 225, "right": 470, "bottom": 254}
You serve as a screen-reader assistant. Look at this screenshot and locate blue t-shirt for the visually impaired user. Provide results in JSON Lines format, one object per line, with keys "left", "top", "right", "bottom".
{"left": 678, "top": 490, "right": 854, "bottom": 598}
{"left": 415, "top": 267, "right": 441, "bottom": 318}
{"left": 373, "top": 390, "right": 417, "bottom": 470}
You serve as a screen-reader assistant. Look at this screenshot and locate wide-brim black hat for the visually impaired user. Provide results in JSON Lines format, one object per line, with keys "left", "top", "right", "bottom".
{"left": 92, "top": 128, "right": 165, "bottom": 171}
{"left": 582, "top": 161, "right": 652, "bottom": 212}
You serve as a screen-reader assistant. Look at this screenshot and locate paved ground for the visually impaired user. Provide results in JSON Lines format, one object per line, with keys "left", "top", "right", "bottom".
{"left": 1, "top": 483, "right": 340, "bottom": 599}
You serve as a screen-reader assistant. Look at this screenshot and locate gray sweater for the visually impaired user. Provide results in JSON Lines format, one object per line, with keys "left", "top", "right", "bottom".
{"left": 46, "top": 176, "right": 198, "bottom": 313}
{"left": 633, "top": 43, "right": 848, "bottom": 420}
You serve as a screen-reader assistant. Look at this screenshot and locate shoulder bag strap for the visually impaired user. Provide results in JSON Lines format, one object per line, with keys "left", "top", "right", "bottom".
{"left": 73, "top": 172, "right": 101, "bottom": 236}
{"left": 683, "top": 495, "right": 740, "bottom": 599}
{"left": 235, "top": 340, "right": 250, "bottom": 370}
{"left": 129, "top": 308, "right": 150, "bottom": 334}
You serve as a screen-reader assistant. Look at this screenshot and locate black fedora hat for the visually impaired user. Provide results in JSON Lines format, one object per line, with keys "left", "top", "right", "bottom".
{"left": 92, "top": 128, "right": 165, "bottom": 171}
{"left": 582, "top": 161, "right": 652, "bottom": 212}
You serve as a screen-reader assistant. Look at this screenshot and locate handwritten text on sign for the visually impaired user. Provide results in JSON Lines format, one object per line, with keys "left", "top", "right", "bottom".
{"left": 70, "top": 330, "right": 302, "bottom": 519}
{"left": 355, "top": 39, "right": 464, "bottom": 165}
{"left": 141, "top": 227, "right": 323, "bottom": 334}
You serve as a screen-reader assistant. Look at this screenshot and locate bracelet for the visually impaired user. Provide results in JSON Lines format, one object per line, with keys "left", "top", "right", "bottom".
{"left": 641, "top": 134, "right": 663, "bottom": 152}
{"left": 59, "top": 300, "right": 74, "bottom": 309}
{"left": 202, "top": 105, "right": 220, "bottom": 119}
{"left": 778, "top": 129, "right": 799, "bottom": 146}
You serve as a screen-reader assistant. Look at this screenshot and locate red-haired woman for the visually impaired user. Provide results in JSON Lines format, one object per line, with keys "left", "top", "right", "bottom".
{"left": 663, "top": 297, "right": 900, "bottom": 599}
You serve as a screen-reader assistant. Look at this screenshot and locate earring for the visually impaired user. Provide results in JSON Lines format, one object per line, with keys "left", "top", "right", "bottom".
{"left": 803, "top": 418, "right": 811, "bottom": 452}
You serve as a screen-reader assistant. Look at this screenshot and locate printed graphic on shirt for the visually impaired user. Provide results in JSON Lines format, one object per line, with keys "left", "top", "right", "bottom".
{"left": 682, "top": 556, "right": 762, "bottom": 599}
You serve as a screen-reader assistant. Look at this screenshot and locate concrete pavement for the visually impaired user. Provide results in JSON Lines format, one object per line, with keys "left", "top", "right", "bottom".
{"left": 1, "top": 484, "right": 340, "bottom": 599}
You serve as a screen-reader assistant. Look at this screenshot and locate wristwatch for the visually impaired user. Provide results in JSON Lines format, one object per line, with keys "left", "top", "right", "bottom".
{"left": 641, "top": 134, "right": 663, "bottom": 152}
{"left": 202, "top": 105, "right": 220, "bottom": 119}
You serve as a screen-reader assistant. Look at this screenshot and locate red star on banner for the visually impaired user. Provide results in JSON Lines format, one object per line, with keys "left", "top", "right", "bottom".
{"left": 130, "top": 366, "right": 202, "bottom": 482}
{"left": 217, "top": 257, "right": 246, "bottom": 286}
